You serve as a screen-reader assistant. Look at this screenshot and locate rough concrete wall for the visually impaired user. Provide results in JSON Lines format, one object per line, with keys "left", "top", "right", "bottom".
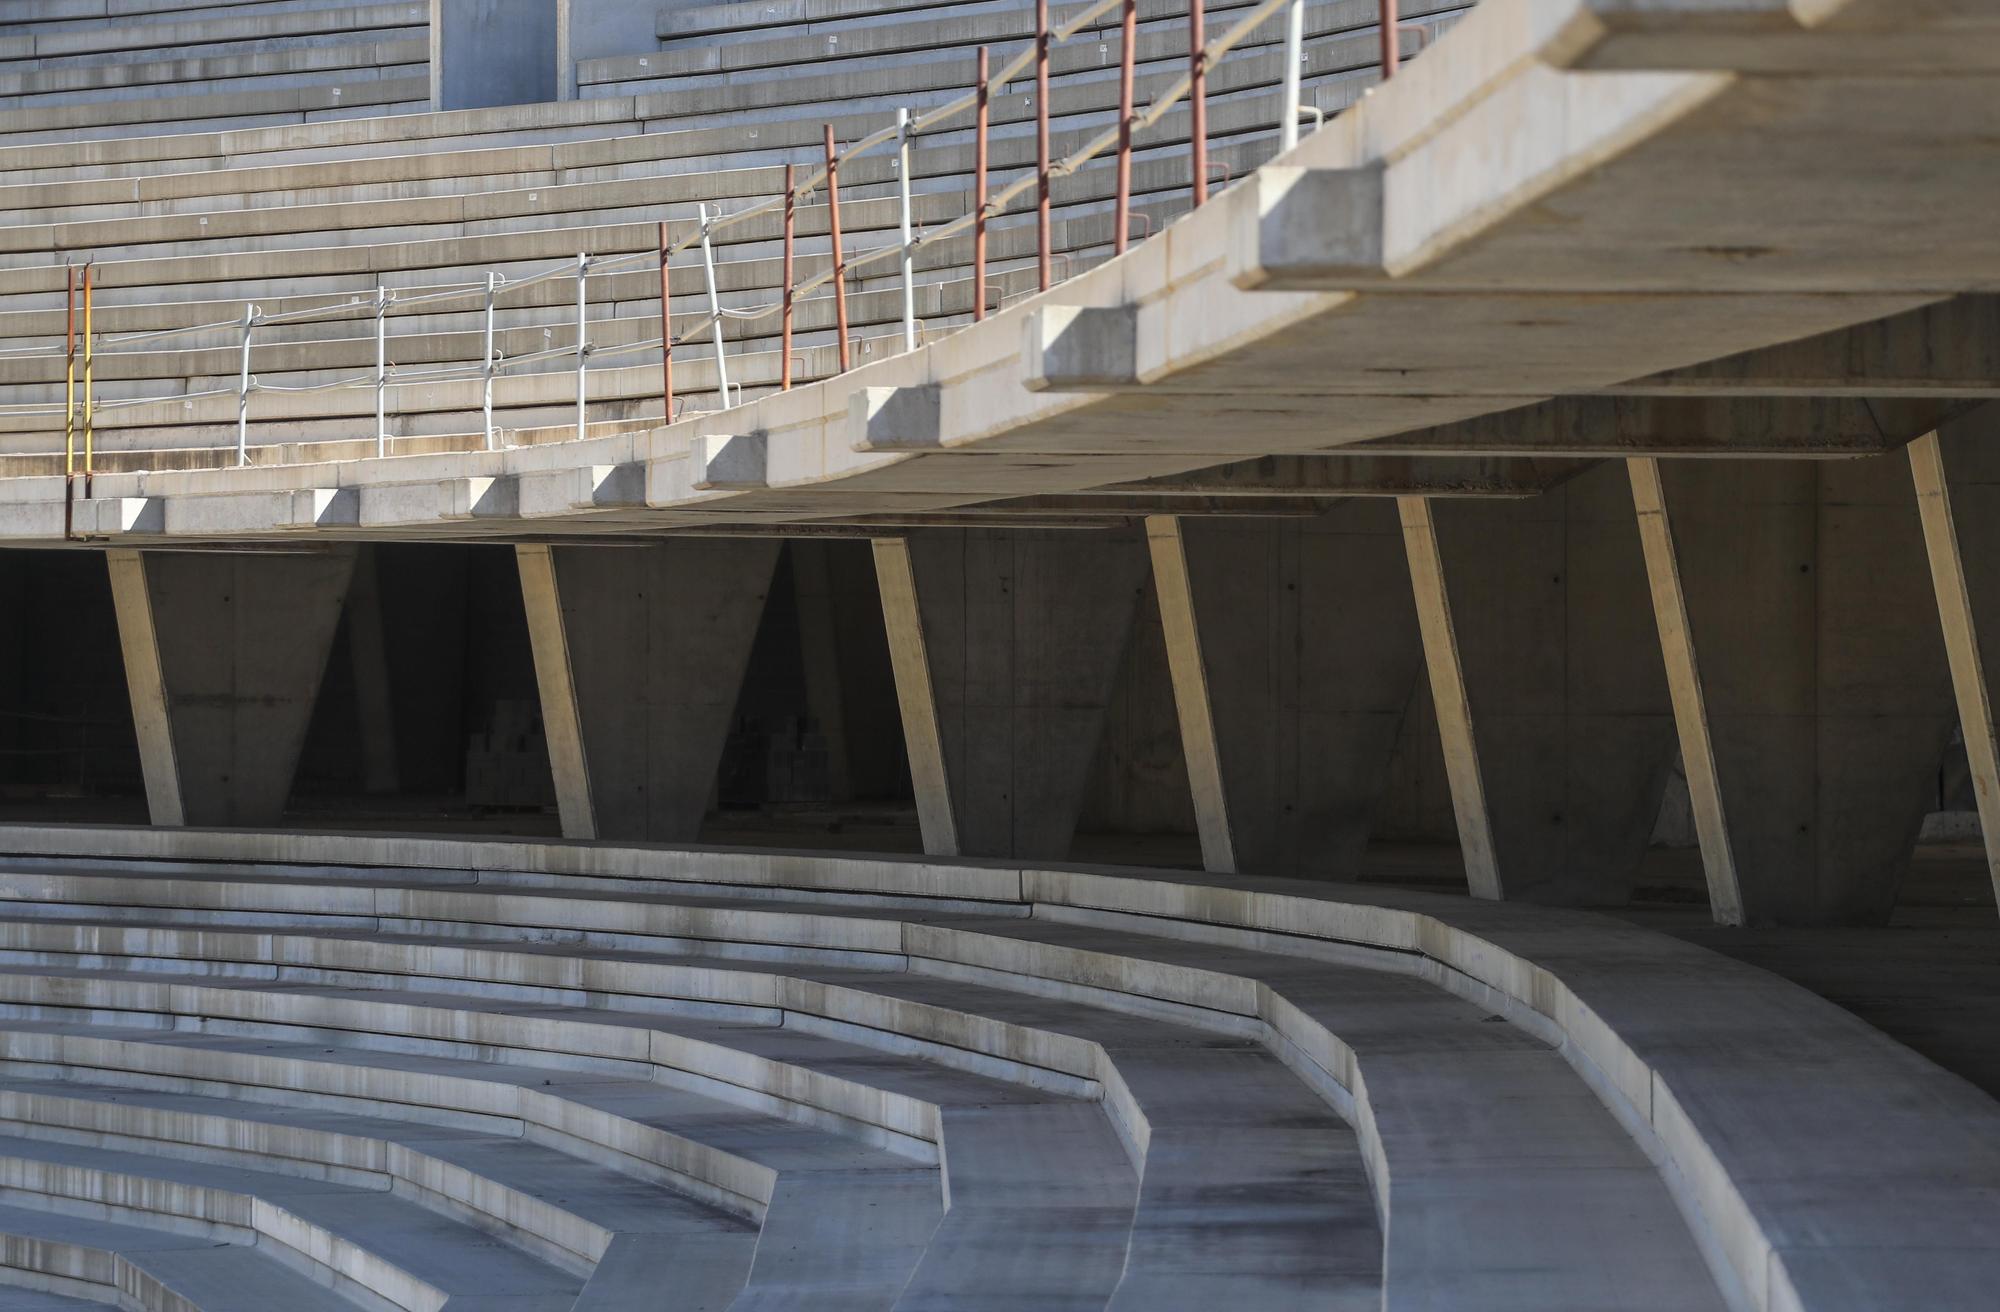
{"left": 145, "top": 549, "right": 357, "bottom": 827}
{"left": 1077, "top": 570, "right": 1198, "bottom": 838}
{"left": 1661, "top": 453, "right": 1957, "bottom": 925}
{"left": 905, "top": 526, "right": 1149, "bottom": 859}
{"left": 435, "top": 0, "right": 557, "bottom": 110}
{"left": 555, "top": 539, "right": 781, "bottom": 841}
{"left": 822, "top": 540, "right": 908, "bottom": 802}
{"left": 1430, "top": 462, "right": 1678, "bottom": 904}
{"left": 1179, "top": 503, "right": 1424, "bottom": 878}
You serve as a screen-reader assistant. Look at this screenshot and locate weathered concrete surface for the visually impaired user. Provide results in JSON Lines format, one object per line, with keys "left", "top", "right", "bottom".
{"left": 1642, "top": 455, "right": 1957, "bottom": 926}
{"left": 1413, "top": 461, "right": 1678, "bottom": 906}
{"left": 531, "top": 538, "right": 781, "bottom": 842}
{"left": 107, "top": 547, "right": 356, "bottom": 828}
{"left": 1152, "top": 503, "right": 1423, "bottom": 879}
{"left": 892, "top": 527, "right": 1150, "bottom": 859}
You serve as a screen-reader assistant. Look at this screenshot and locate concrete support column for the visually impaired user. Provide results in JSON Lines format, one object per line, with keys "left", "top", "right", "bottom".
{"left": 515, "top": 544, "right": 596, "bottom": 840}
{"left": 872, "top": 537, "right": 959, "bottom": 855}
{"left": 106, "top": 548, "right": 357, "bottom": 828}
{"left": 345, "top": 546, "right": 401, "bottom": 796}
{"left": 1631, "top": 454, "right": 1956, "bottom": 926}
{"left": 1398, "top": 462, "right": 1678, "bottom": 904}
{"left": 1910, "top": 408, "right": 2000, "bottom": 911}
{"left": 875, "top": 528, "right": 1149, "bottom": 859}
{"left": 518, "top": 540, "right": 780, "bottom": 843}
{"left": 1149, "top": 504, "right": 1424, "bottom": 879}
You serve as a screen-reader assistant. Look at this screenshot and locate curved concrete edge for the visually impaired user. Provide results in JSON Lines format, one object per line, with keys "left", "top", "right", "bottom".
{"left": 0, "top": 1154, "right": 452, "bottom": 1312}
{"left": 2, "top": 823, "right": 1974, "bottom": 1310}
{"left": 0, "top": 1022, "right": 781, "bottom": 1225}
{"left": 0, "top": 1085, "right": 611, "bottom": 1276}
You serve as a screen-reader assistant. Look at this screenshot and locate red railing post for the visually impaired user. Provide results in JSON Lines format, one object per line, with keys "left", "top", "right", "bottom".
{"left": 781, "top": 164, "right": 796, "bottom": 390}
{"left": 1035, "top": 0, "right": 1052, "bottom": 290}
{"left": 658, "top": 221, "right": 675, "bottom": 421}
{"left": 824, "top": 124, "right": 852, "bottom": 373}
{"left": 1189, "top": 0, "right": 1208, "bottom": 206}
{"left": 1380, "top": 0, "right": 1400, "bottom": 78}
{"left": 973, "top": 45, "right": 990, "bottom": 322}
{"left": 1114, "top": 0, "right": 1136, "bottom": 254}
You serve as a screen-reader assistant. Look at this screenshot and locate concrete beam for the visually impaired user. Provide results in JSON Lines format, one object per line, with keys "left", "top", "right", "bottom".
{"left": 1225, "top": 166, "right": 1387, "bottom": 292}
{"left": 850, "top": 386, "right": 942, "bottom": 453}
{"left": 693, "top": 434, "right": 769, "bottom": 492}
{"left": 1357, "top": 395, "right": 1970, "bottom": 458}
{"left": 1908, "top": 407, "right": 2000, "bottom": 913}
{"left": 1022, "top": 305, "right": 1139, "bottom": 392}
{"left": 106, "top": 546, "right": 358, "bottom": 828}
{"left": 1106, "top": 455, "right": 1594, "bottom": 498}
{"left": 1603, "top": 296, "right": 2000, "bottom": 399}
{"left": 1149, "top": 506, "right": 1424, "bottom": 879}
{"left": 1630, "top": 455, "right": 1957, "bottom": 926}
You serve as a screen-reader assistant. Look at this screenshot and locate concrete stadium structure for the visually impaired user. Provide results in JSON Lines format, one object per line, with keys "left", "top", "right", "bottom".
{"left": 0, "top": 0, "right": 1998, "bottom": 1308}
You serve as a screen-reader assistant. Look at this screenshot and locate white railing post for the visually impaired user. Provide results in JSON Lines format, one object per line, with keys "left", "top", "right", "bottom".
{"left": 482, "top": 271, "right": 498, "bottom": 450}
{"left": 1280, "top": 0, "right": 1304, "bottom": 150}
{"left": 236, "top": 303, "right": 258, "bottom": 467}
{"left": 698, "top": 203, "right": 732, "bottom": 409}
{"left": 897, "top": 106, "right": 917, "bottom": 353}
{"left": 374, "top": 285, "right": 388, "bottom": 457}
{"left": 574, "top": 252, "right": 590, "bottom": 443}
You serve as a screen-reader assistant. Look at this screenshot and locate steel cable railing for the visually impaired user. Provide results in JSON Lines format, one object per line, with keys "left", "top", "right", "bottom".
{"left": 29, "top": 0, "right": 1413, "bottom": 509}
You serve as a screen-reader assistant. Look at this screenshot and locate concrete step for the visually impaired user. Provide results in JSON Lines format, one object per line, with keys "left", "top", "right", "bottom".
{"left": 0, "top": 855, "right": 1733, "bottom": 1307}
{"left": 0, "top": 1198, "right": 365, "bottom": 1312}
{"left": 0, "top": 77, "right": 431, "bottom": 146}
{"left": 0, "top": 3, "right": 425, "bottom": 64}
{"left": 0, "top": 1072, "right": 758, "bottom": 1291}
{"left": 0, "top": 0, "right": 397, "bottom": 37}
{"left": 0, "top": 41, "right": 427, "bottom": 111}
{"left": 0, "top": 1134, "right": 584, "bottom": 1311}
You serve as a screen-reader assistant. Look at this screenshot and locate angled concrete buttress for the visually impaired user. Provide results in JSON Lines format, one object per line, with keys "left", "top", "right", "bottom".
{"left": 1147, "top": 505, "right": 1424, "bottom": 879}
{"left": 875, "top": 527, "right": 1149, "bottom": 859}
{"left": 105, "top": 547, "right": 358, "bottom": 828}
{"left": 1631, "top": 453, "right": 1958, "bottom": 927}
{"left": 1399, "top": 462, "right": 1677, "bottom": 905}
{"left": 1908, "top": 406, "right": 2000, "bottom": 910}
{"left": 518, "top": 540, "right": 781, "bottom": 842}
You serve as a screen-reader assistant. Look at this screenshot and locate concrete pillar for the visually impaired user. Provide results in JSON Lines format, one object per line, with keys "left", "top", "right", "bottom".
{"left": 877, "top": 528, "right": 1149, "bottom": 859}
{"left": 431, "top": 0, "right": 558, "bottom": 111}
{"left": 1910, "top": 407, "right": 2000, "bottom": 911}
{"left": 1399, "top": 462, "right": 1678, "bottom": 904}
{"left": 519, "top": 540, "right": 781, "bottom": 843}
{"left": 106, "top": 548, "right": 357, "bottom": 828}
{"left": 1149, "top": 504, "right": 1424, "bottom": 879}
{"left": 1632, "top": 454, "right": 1957, "bottom": 926}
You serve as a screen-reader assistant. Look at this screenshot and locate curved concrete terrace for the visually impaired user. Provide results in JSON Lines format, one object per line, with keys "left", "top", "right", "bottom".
{"left": 0, "top": 822, "right": 1989, "bottom": 1310}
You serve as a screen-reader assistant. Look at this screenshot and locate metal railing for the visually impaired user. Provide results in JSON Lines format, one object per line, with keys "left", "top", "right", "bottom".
{"left": 24, "top": 0, "right": 1411, "bottom": 520}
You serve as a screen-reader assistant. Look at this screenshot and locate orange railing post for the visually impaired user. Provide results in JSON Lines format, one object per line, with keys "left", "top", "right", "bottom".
{"left": 824, "top": 125, "right": 852, "bottom": 373}
{"left": 973, "top": 46, "right": 990, "bottom": 322}
{"left": 1380, "top": 0, "right": 1399, "bottom": 78}
{"left": 1114, "top": 0, "right": 1137, "bottom": 255}
{"left": 1190, "top": 0, "right": 1208, "bottom": 206}
{"left": 781, "top": 164, "right": 796, "bottom": 389}
{"left": 1035, "top": 0, "right": 1052, "bottom": 290}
